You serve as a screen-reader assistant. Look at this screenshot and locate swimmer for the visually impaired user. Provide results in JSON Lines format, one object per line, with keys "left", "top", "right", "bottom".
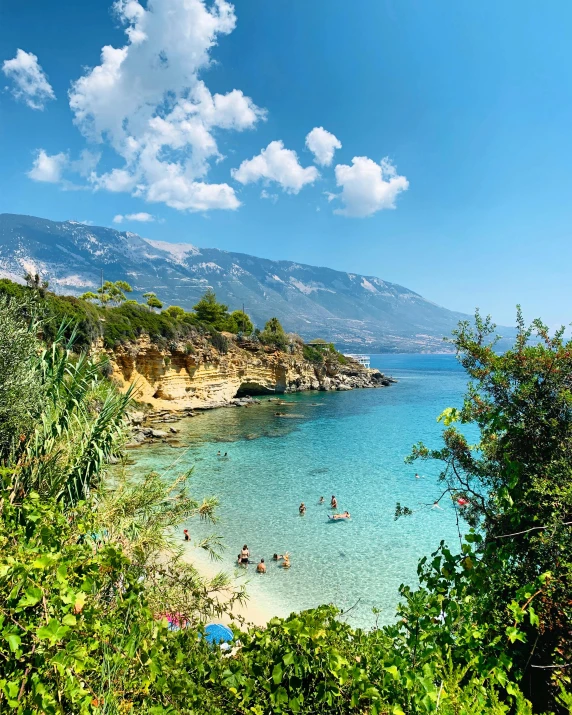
{"left": 217, "top": 450, "right": 221, "bottom": 456}
{"left": 415, "top": 473, "right": 420, "bottom": 479}
{"left": 299, "top": 502, "right": 306, "bottom": 515}
{"left": 273, "top": 553, "right": 284, "bottom": 561}
{"left": 183, "top": 529, "right": 190, "bottom": 541}
{"left": 281, "top": 553, "right": 291, "bottom": 569}
{"left": 256, "top": 558, "right": 266, "bottom": 574}
{"left": 331, "top": 495, "right": 338, "bottom": 509}
{"left": 318, "top": 496, "right": 324, "bottom": 504}
{"left": 224, "top": 452, "right": 228, "bottom": 457}
{"left": 432, "top": 501, "right": 443, "bottom": 510}
{"left": 239, "top": 544, "right": 250, "bottom": 564}
{"left": 331, "top": 511, "right": 351, "bottom": 520}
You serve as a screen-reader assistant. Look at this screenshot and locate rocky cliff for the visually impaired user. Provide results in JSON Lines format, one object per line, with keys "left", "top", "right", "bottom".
{"left": 106, "top": 334, "right": 393, "bottom": 412}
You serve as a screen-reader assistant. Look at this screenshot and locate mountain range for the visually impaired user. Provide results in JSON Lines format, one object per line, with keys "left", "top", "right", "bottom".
{"left": 0, "top": 213, "right": 481, "bottom": 351}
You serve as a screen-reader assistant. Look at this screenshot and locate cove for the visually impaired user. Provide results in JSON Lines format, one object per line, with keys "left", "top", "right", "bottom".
{"left": 129, "top": 354, "right": 471, "bottom": 629}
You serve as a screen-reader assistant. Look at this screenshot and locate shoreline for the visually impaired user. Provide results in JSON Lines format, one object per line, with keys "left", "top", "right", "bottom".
{"left": 180, "top": 542, "right": 275, "bottom": 628}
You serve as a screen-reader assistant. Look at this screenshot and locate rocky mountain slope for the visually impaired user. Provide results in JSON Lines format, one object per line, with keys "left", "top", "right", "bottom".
{"left": 0, "top": 213, "right": 473, "bottom": 351}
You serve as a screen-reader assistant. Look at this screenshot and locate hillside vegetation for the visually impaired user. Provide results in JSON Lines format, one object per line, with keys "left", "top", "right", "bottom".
{"left": 0, "top": 285, "right": 570, "bottom": 713}
{"left": 0, "top": 279, "right": 350, "bottom": 370}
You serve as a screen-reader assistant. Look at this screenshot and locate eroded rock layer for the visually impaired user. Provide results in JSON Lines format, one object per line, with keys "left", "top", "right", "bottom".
{"left": 106, "top": 335, "right": 393, "bottom": 411}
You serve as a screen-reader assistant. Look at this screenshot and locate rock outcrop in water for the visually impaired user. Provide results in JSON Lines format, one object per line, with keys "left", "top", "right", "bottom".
{"left": 106, "top": 334, "right": 394, "bottom": 411}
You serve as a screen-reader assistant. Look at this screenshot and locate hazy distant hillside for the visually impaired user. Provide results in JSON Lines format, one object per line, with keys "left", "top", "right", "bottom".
{"left": 0, "top": 213, "right": 478, "bottom": 351}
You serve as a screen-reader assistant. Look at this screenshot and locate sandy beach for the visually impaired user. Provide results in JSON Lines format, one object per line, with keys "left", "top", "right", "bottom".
{"left": 181, "top": 543, "right": 275, "bottom": 628}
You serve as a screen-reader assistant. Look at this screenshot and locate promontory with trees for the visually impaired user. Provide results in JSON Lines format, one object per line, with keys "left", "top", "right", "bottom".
{"left": 0, "top": 276, "right": 570, "bottom": 712}
{"left": 0, "top": 277, "right": 392, "bottom": 412}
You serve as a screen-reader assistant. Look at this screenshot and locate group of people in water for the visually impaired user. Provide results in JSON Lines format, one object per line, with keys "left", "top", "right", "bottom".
{"left": 233, "top": 496, "right": 350, "bottom": 575}
{"left": 299, "top": 495, "right": 351, "bottom": 520}
{"left": 237, "top": 545, "right": 291, "bottom": 572}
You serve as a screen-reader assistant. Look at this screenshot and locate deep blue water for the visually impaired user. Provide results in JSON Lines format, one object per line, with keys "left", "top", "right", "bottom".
{"left": 131, "top": 354, "right": 471, "bottom": 628}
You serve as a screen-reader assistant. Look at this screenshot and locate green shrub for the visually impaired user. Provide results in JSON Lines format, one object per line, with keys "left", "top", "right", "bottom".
{"left": 303, "top": 344, "right": 324, "bottom": 363}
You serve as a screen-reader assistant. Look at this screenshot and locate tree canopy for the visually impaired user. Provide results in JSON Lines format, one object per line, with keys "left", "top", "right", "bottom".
{"left": 405, "top": 309, "right": 572, "bottom": 710}
{"left": 260, "top": 317, "right": 287, "bottom": 349}
{"left": 82, "top": 280, "right": 133, "bottom": 307}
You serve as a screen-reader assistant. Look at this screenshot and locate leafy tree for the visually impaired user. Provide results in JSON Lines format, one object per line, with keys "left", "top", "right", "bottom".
{"left": 164, "top": 305, "right": 186, "bottom": 319}
{"left": 24, "top": 270, "right": 49, "bottom": 296}
{"left": 82, "top": 280, "right": 133, "bottom": 307}
{"left": 227, "top": 310, "right": 254, "bottom": 335}
{"left": 193, "top": 289, "right": 229, "bottom": 329}
{"left": 143, "top": 291, "right": 163, "bottom": 312}
{"left": 406, "top": 309, "right": 572, "bottom": 711}
{"left": 260, "top": 317, "right": 287, "bottom": 349}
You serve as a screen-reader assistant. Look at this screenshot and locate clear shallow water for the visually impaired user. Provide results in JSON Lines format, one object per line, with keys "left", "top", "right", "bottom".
{"left": 130, "top": 354, "right": 470, "bottom": 628}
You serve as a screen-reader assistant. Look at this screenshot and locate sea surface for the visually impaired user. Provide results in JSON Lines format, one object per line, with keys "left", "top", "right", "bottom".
{"left": 130, "top": 354, "right": 473, "bottom": 629}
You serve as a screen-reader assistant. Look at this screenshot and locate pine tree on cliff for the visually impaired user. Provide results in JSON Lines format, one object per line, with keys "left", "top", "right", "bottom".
{"left": 193, "top": 289, "right": 229, "bottom": 330}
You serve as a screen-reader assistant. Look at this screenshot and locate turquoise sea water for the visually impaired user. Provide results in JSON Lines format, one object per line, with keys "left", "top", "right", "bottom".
{"left": 130, "top": 354, "right": 471, "bottom": 628}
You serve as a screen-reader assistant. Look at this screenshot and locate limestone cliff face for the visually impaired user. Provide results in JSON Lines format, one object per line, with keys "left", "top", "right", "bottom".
{"left": 106, "top": 335, "right": 391, "bottom": 411}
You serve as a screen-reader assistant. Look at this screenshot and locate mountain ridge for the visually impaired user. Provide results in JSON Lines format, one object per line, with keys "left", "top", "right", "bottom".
{"left": 0, "top": 212, "right": 477, "bottom": 352}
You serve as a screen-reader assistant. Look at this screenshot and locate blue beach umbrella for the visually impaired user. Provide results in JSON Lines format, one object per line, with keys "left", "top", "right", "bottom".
{"left": 204, "top": 623, "right": 234, "bottom": 645}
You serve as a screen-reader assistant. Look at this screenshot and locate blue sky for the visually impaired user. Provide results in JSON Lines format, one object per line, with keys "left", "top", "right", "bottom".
{"left": 1, "top": 0, "right": 572, "bottom": 327}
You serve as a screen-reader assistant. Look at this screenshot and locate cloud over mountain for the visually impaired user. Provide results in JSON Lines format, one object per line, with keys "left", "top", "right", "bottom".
{"left": 232, "top": 140, "right": 319, "bottom": 193}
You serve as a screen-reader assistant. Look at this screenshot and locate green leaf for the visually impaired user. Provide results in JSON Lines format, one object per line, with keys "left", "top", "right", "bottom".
{"left": 275, "top": 686, "right": 288, "bottom": 705}
{"left": 289, "top": 696, "right": 301, "bottom": 712}
{"left": 37, "top": 619, "right": 70, "bottom": 645}
{"left": 5, "top": 634, "right": 21, "bottom": 653}
{"left": 385, "top": 665, "right": 399, "bottom": 680}
{"left": 62, "top": 614, "right": 77, "bottom": 626}
{"left": 528, "top": 606, "right": 539, "bottom": 628}
{"left": 283, "top": 651, "right": 295, "bottom": 666}
{"left": 506, "top": 626, "right": 526, "bottom": 644}
{"left": 17, "top": 587, "right": 42, "bottom": 608}
{"left": 272, "top": 663, "right": 283, "bottom": 684}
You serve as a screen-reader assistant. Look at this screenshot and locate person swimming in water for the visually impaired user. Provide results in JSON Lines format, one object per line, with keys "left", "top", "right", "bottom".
{"left": 281, "top": 553, "right": 291, "bottom": 569}
{"left": 318, "top": 496, "right": 325, "bottom": 504}
{"left": 331, "top": 511, "right": 351, "bottom": 520}
{"left": 256, "top": 558, "right": 266, "bottom": 574}
{"left": 299, "top": 502, "right": 306, "bottom": 515}
{"left": 331, "top": 495, "right": 338, "bottom": 509}
{"left": 273, "top": 553, "right": 284, "bottom": 561}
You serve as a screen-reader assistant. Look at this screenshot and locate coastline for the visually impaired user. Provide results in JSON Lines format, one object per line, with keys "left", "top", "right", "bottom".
{"left": 181, "top": 542, "right": 274, "bottom": 628}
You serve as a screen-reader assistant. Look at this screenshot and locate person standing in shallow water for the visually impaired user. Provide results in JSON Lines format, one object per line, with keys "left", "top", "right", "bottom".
{"left": 299, "top": 502, "right": 306, "bottom": 515}
{"left": 183, "top": 529, "right": 189, "bottom": 541}
{"left": 331, "top": 495, "right": 338, "bottom": 509}
{"left": 256, "top": 558, "right": 266, "bottom": 574}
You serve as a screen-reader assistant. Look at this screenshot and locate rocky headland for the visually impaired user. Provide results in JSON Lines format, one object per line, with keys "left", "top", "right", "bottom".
{"left": 104, "top": 333, "right": 394, "bottom": 443}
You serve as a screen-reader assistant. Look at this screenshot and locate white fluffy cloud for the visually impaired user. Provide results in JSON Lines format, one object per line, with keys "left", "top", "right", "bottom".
{"left": 305, "top": 127, "right": 341, "bottom": 166}
{"left": 65, "top": 0, "right": 264, "bottom": 211}
{"left": 27, "top": 150, "right": 68, "bottom": 183}
{"left": 113, "top": 212, "right": 155, "bottom": 223}
{"left": 332, "top": 157, "right": 408, "bottom": 217}
{"left": 231, "top": 140, "right": 319, "bottom": 194}
{"left": 2, "top": 49, "right": 55, "bottom": 110}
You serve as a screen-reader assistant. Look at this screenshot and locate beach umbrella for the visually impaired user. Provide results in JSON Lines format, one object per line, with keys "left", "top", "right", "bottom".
{"left": 204, "top": 623, "right": 234, "bottom": 645}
